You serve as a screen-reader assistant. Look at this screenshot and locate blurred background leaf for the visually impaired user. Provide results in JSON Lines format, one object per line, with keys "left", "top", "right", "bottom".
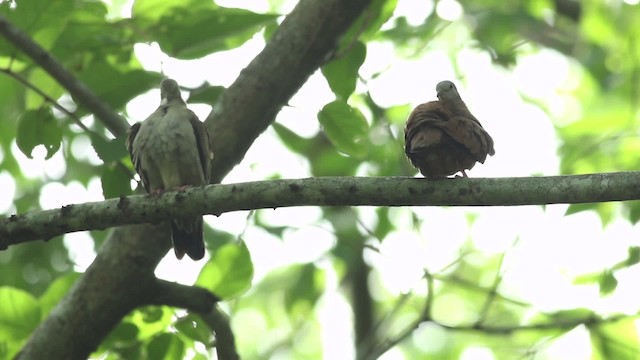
{"left": 2, "top": 0, "right": 640, "bottom": 358}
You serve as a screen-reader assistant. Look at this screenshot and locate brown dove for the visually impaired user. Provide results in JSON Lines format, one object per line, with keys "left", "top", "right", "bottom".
{"left": 127, "top": 79, "right": 213, "bottom": 260}
{"left": 404, "top": 80, "right": 495, "bottom": 178}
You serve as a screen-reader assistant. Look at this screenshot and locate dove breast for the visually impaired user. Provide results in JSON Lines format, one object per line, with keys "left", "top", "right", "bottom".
{"left": 132, "top": 105, "right": 207, "bottom": 191}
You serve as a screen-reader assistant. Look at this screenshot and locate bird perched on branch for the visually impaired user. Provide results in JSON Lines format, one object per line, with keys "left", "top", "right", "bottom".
{"left": 127, "top": 79, "right": 213, "bottom": 260}
{"left": 404, "top": 80, "right": 495, "bottom": 178}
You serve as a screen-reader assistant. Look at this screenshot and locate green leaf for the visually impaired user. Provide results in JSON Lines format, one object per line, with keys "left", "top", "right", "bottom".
{"left": 132, "top": 0, "right": 212, "bottom": 20}
{"left": 317, "top": 100, "right": 368, "bottom": 158}
{"left": 378, "top": 13, "right": 440, "bottom": 46}
{"left": 26, "top": 68, "right": 64, "bottom": 110}
{"left": 0, "top": 340, "right": 8, "bottom": 360}
{"left": 126, "top": 306, "right": 174, "bottom": 341}
{"left": 254, "top": 211, "right": 288, "bottom": 238}
{"left": 50, "top": 1, "right": 130, "bottom": 64}
{"left": 77, "top": 63, "right": 161, "bottom": 112}
{"left": 101, "top": 321, "right": 139, "bottom": 349}
{"left": 564, "top": 203, "right": 596, "bottom": 216}
{"left": 101, "top": 163, "right": 133, "bottom": 199}
{"left": 385, "top": 103, "right": 412, "bottom": 125}
{"left": 590, "top": 318, "right": 640, "bottom": 360}
{"left": 321, "top": 41, "right": 366, "bottom": 99}
{"left": 373, "top": 207, "right": 392, "bottom": 240}
{"left": 139, "top": 307, "right": 164, "bottom": 323}
{"left": 0, "top": 75, "right": 21, "bottom": 142}
{"left": 16, "top": 108, "right": 62, "bottom": 159}
{"left": 272, "top": 123, "right": 312, "bottom": 155}
{"left": 626, "top": 201, "right": 640, "bottom": 225}
{"left": 340, "top": 0, "right": 398, "bottom": 46}
{"left": 91, "top": 133, "right": 129, "bottom": 163}
{"left": 310, "top": 147, "right": 360, "bottom": 176}
{"left": 0, "top": 0, "right": 74, "bottom": 56}
{"left": 573, "top": 272, "right": 600, "bottom": 285}
{"left": 133, "top": 3, "right": 278, "bottom": 59}
{"left": 625, "top": 246, "right": 640, "bottom": 266}
{"left": 598, "top": 270, "right": 617, "bottom": 295}
{"left": 192, "top": 353, "right": 208, "bottom": 360}
{"left": 284, "top": 264, "right": 325, "bottom": 320}
{"left": 565, "top": 203, "right": 614, "bottom": 225}
{"left": 147, "top": 332, "right": 185, "bottom": 359}
{"left": 188, "top": 85, "right": 225, "bottom": 105}
{"left": 549, "top": 308, "right": 594, "bottom": 322}
{"left": 39, "top": 273, "right": 81, "bottom": 317}
{"left": 195, "top": 241, "right": 253, "bottom": 299}
{"left": 173, "top": 314, "right": 211, "bottom": 344}
{"left": 0, "top": 287, "right": 41, "bottom": 342}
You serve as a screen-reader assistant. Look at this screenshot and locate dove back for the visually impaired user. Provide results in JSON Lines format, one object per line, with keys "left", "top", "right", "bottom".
{"left": 404, "top": 81, "right": 494, "bottom": 178}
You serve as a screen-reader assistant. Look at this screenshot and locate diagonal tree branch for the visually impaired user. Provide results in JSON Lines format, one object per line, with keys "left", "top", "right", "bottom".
{"left": 14, "top": 0, "right": 374, "bottom": 358}
{"left": 0, "top": 15, "right": 130, "bottom": 136}
{"left": 15, "top": 224, "right": 169, "bottom": 360}
{"left": 197, "top": 306, "right": 240, "bottom": 360}
{"left": 206, "top": 0, "right": 375, "bottom": 182}
{"left": 2, "top": 172, "right": 639, "bottom": 248}
{"left": 149, "top": 279, "right": 220, "bottom": 312}
{"left": 147, "top": 282, "right": 237, "bottom": 360}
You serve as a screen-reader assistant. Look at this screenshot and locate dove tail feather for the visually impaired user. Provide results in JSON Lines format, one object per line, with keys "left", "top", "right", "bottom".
{"left": 171, "top": 217, "right": 205, "bottom": 260}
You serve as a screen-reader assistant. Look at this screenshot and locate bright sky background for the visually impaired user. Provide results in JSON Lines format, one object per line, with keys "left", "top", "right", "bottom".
{"left": 2, "top": 0, "right": 640, "bottom": 359}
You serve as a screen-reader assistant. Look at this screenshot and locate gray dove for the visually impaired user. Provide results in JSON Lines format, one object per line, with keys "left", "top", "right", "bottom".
{"left": 127, "top": 79, "right": 213, "bottom": 260}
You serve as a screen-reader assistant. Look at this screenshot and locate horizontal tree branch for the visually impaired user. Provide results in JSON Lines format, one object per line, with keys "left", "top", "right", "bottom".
{"left": 2, "top": 172, "right": 639, "bottom": 248}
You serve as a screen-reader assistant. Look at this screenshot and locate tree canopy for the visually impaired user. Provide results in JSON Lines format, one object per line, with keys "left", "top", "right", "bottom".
{"left": 1, "top": 0, "right": 640, "bottom": 359}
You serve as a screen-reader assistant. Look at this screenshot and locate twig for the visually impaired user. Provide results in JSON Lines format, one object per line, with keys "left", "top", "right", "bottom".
{"left": 0, "top": 67, "right": 134, "bottom": 179}
{"left": 432, "top": 273, "right": 530, "bottom": 308}
{"left": 360, "top": 271, "right": 435, "bottom": 360}
{"left": 0, "top": 15, "right": 129, "bottom": 136}
{"left": 0, "top": 68, "right": 91, "bottom": 132}
{"left": 474, "top": 248, "right": 508, "bottom": 326}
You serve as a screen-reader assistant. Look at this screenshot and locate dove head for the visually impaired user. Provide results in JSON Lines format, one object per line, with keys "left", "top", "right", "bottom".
{"left": 435, "top": 80, "right": 461, "bottom": 101}
{"left": 160, "top": 79, "right": 184, "bottom": 105}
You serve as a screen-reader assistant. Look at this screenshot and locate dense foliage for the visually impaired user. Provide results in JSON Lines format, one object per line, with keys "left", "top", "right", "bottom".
{"left": 1, "top": 0, "right": 640, "bottom": 359}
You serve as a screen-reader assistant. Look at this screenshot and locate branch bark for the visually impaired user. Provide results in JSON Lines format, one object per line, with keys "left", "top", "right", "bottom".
{"left": 149, "top": 282, "right": 237, "bottom": 360}
{"left": 198, "top": 306, "right": 240, "bottom": 360}
{"left": 2, "top": 172, "right": 639, "bottom": 248}
{"left": 149, "top": 280, "right": 220, "bottom": 312}
{"left": 15, "top": 224, "right": 168, "bottom": 360}
{"left": 12, "top": 0, "right": 374, "bottom": 358}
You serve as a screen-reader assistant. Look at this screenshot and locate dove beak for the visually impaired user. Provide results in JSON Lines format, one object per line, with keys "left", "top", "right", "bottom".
{"left": 160, "top": 98, "right": 168, "bottom": 106}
